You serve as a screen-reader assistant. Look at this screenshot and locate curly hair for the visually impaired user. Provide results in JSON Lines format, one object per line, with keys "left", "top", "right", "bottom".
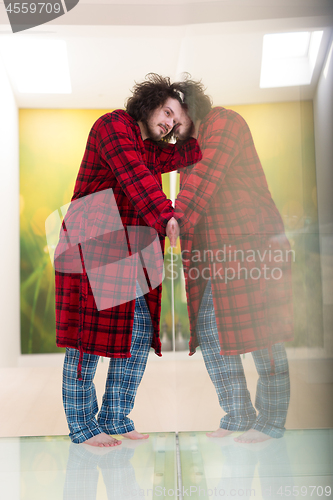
{"left": 125, "top": 73, "right": 184, "bottom": 136}
{"left": 173, "top": 74, "right": 213, "bottom": 122}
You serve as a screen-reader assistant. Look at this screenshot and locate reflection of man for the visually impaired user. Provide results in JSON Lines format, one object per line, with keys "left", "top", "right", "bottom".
{"left": 180, "top": 432, "right": 292, "bottom": 499}
{"left": 170, "top": 79, "right": 293, "bottom": 443}
{"left": 56, "top": 74, "right": 201, "bottom": 447}
{"left": 63, "top": 442, "right": 138, "bottom": 500}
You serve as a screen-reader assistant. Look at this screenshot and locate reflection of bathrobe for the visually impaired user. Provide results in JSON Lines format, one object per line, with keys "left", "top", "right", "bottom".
{"left": 175, "top": 107, "right": 293, "bottom": 355}
{"left": 55, "top": 110, "right": 201, "bottom": 361}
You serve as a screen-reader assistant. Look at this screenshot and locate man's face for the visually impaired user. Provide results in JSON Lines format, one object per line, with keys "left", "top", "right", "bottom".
{"left": 174, "top": 106, "right": 194, "bottom": 140}
{"left": 145, "top": 97, "right": 184, "bottom": 141}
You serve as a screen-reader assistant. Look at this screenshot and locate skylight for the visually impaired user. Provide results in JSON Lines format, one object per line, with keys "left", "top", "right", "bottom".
{"left": 324, "top": 41, "right": 333, "bottom": 79}
{"left": 260, "top": 31, "right": 323, "bottom": 88}
{"left": 0, "top": 38, "right": 72, "bottom": 94}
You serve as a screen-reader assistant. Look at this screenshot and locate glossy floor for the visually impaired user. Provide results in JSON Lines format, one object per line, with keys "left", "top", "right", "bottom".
{"left": 0, "top": 430, "right": 332, "bottom": 500}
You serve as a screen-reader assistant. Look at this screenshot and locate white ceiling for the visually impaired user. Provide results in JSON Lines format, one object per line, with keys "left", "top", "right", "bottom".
{"left": 0, "top": 0, "right": 332, "bottom": 108}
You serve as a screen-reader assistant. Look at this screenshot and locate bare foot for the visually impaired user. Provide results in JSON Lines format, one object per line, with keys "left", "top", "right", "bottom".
{"left": 206, "top": 429, "right": 234, "bottom": 438}
{"left": 83, "top": 432, "right": 121, "bottom": 447}
{"left": 122, "top": 430, "right": 149, "bottom": 440}
{"left": 234, "top": 429, "right": 272, "bottom": 443}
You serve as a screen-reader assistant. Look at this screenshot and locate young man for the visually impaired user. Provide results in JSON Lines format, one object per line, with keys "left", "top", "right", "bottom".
{"left": 55, "top": 74, "right": 201, "bottom": 447}
{"left": 169, "top": 79, "right": 294, "bottom": 443}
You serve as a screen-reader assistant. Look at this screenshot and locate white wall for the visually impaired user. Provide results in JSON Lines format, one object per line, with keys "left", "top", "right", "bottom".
{"left": 313, "top": 36, "right": 333, "bottom": 356}
{"left": 0, "top": 57, "right": 20, "bottom": 367}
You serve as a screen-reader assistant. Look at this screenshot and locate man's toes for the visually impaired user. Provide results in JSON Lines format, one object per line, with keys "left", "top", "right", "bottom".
{"left": 122, "top": 430, "right": 149, "bottom": 440}
{"left": 83, "top": 432, "right": 122, "bottom": 447}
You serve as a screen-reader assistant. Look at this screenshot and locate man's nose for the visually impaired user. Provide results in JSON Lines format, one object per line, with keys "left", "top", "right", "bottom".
{"left": 166, "top": 117, "right": 174, "bottom": 130}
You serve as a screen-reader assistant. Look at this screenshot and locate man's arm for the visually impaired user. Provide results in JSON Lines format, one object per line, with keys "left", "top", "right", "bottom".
{"left": 97, "top": 119, "right": 174, "bottom": 236}
{"left": 153, "top": 137, "right": 202, "bottom": 174}
{"left": 174, "top": 111, "right": 245, "bottom": 234}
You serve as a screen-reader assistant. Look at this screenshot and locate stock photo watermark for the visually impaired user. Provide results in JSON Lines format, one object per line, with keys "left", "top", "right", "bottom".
{"left": 4, "top": 0, "right": 80, "bottom": 33}
{"left": 119, "top": 486, "right": 257, "bottom": 498}
{"left": 45, "top": 188, "right": 295, "bottom": 309}
{"left": 114, "top": 484, "right": 332, "bottom": 497}
{"left": 166, "top": 245, "right": 295, "bottom": 283}
{"left": 45, "top": 188, "right": 164, "bottom": 310}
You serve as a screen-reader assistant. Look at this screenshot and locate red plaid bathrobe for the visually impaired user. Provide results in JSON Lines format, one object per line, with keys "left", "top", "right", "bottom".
{"left": 55, "top": 109, "right": 201, "bottom": 371}
{"left": 174, "top": 107, "right": 294, "bottom": 357}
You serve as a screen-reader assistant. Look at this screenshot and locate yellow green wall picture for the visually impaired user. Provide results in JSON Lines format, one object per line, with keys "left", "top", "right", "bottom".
{"left": 19, "top": 102, "right": 322, "bottom": 354}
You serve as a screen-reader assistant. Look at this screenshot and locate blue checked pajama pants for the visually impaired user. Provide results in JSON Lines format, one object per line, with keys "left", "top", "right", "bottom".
{"left": 62, "top": 288, "right": 153, "bottom": 444}
{"left": 196, "top": 280, "right": 290, "bottom": 438}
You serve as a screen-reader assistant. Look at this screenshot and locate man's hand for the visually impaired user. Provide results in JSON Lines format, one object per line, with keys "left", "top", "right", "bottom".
{"left": 166, "top": 217, "right": 180, "bottom": 247}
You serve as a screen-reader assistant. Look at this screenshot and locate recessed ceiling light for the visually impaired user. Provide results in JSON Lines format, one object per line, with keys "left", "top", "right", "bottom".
{"left": 0, "top": 38, "right": 72, "bottom": 94}
{"left": 260, "top": 31, "right": 323, "bottom": 88}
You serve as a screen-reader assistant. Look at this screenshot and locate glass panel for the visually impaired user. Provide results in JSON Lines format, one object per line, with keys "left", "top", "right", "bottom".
{"left": 0, "top": 433, "right": 177, "bottom": 500}
{"left": 178, "top": 430, "right": 333, "bottom": 499}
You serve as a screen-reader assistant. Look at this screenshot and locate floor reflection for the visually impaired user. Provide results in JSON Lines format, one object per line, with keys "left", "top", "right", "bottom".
{"left": 0, "top": 430, "right": 331, "bottom": 499}
{"left": 179, "top": 430, "right": 333, "bottom": 499}
{"left": 0, "top": 433, "right": 177, "bottom": 500}
{"left": 64, "top": 441, "right": 141, "bottom": 499}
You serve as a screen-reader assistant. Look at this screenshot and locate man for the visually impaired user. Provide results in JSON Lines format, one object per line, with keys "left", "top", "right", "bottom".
{"left": 168, "top": 79, "right": 293, "bottom": 443}
{"left": 55, "top": 74, "right": 201, "bottom": 447}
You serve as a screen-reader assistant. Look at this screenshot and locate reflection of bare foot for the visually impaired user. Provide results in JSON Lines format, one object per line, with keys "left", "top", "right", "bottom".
{"left": 122, "top": 430, "right": 149, "bottom": 440}
{"left": 234, "top": 429, "right": 272, "bottom": 443}
{"left": 83, "top": 432, "right": 121, "bottom": 447}
{"left": 81, "top": 443, "right": 120, "bottom": 455}
{"left": 206, "top": 429, "right": 234, "bottom": 438}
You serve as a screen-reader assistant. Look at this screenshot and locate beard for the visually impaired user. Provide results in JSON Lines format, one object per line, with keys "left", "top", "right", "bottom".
{"left": 143, "top": 120, "right": 164, "bottom": 141}
{"left": 143, "top": 117, "right": 194, "bottom": 142}
{"left": 176, "top": 120, "right": 195, "bottom": 141}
